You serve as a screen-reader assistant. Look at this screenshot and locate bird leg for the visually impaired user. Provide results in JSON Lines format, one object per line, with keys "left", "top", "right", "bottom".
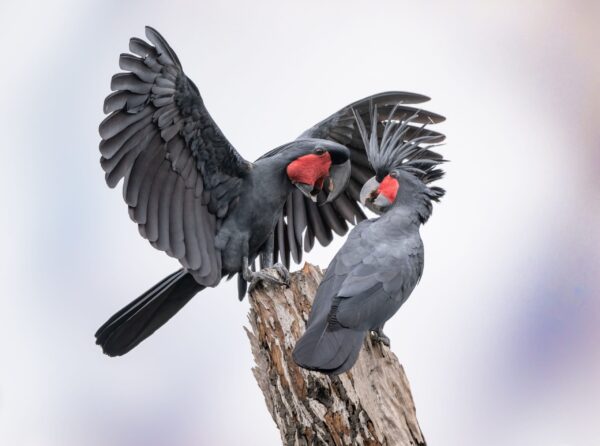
{"left": 243, "top": 257, "right": 289, "bottom": 294}
{"left": 259, "top": 233, "right": 275, "bottom": 269}
{"left": 370, "top": 328, "right": 391, "bottom": 347}
{"left": 258, "top": 234, "right": 291, "bottom": 286}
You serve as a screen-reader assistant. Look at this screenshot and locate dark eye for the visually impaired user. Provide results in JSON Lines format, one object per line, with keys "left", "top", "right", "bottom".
{"left": 314, "top": 147, "right": 325, "bottom": 155}
{"left": 389, "top": 171, "right": 398, "bottom": 179}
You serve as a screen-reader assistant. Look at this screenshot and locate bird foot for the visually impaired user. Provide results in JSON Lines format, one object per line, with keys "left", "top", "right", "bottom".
{"left": 370, "top": 330, "right": 391, "bottom": 347}
{"left": 272, "top": 262, "right": 291, "bottom": 286}
{"left": 247, "top": 264, "right": 290, "bottom": 294}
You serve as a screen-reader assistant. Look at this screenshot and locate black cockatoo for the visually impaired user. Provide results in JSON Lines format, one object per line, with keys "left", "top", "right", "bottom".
{"left": 95, "top": 27, "right": 445, "bottom": 357}
{"left": 293, "top": 107, "right": 446, "bottom": 375}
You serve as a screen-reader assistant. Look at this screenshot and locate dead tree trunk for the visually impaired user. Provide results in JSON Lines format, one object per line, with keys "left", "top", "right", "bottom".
{"left": 245, "top": 263, "right": 426, "bottom": 446}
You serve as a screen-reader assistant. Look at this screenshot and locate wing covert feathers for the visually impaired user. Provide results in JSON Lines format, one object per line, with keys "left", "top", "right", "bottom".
{"left": 99, "top": 27, "right": 252, "bottom": 285}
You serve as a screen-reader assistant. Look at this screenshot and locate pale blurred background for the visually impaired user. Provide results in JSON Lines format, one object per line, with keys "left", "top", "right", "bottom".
{"left": 1, "top": 1, "right": 599, "bottom": 445}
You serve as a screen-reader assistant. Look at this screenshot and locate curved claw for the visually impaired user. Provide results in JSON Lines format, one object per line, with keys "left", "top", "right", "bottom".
{"left": 370, "top": 330, "right": 391, "bottom": 347}
{"left": 243, "top": 257, "right": 287, "bottom": 295}
{"left": 272, "top": 263, "right": 291, "bottom": 287}
{"left": 247, "top": 270, "right": 288, "bottom": 294}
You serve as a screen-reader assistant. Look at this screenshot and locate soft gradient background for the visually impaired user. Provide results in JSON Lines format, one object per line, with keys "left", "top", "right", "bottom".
{"left": 1, "top": 1, "right": 599, "bottom": 445}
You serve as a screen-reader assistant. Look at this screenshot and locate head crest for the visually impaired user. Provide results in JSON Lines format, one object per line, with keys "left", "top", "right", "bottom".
{"left": 352, "top": 104, "right": 447, "bottom": 200}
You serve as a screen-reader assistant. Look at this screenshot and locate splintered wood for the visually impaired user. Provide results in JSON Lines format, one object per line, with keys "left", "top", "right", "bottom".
{"left": 245, "top": 263, "right": 426, "bottom": 446}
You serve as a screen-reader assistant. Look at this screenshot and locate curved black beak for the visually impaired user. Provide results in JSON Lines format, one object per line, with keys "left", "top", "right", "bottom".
{"left": 359, "top": 176, "right": 390, "bottom": 214}
{"left": 323, "top": 159, "right": 351, "bottom": 204}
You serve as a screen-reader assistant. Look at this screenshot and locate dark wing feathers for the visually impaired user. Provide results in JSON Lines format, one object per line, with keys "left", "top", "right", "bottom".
{"left": 306, "top": 200, "right": 333, "bottom": 247}
{"left": 319, "top": 203, "right": 347, "bottom": 236}
{"left": 331, "top": 193, "right": 361, "bottom": 223}
{"left": 291, "top": 190, "right": 307, "bottom": 250}
{"left": 99, "top": 26, "right": 249, "bottom": 285}
{"left": 310, "top": 220, "right": 423, "bottom": 334}
{"left": 304, "top": 224, "right": 315, "bottom": 253}
{"left": 335, "top": 246, "right": 424, "bottom": 331}
{"left": 285, "top": 194, "right": 302, "bottom": 263}
{"left": 271, "top": 92, "right": 444, "bottom": 269}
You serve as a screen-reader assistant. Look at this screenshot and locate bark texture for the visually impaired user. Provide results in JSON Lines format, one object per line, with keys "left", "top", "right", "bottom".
{"left": 245, "top": 263, "right": 426, "bottom": 446}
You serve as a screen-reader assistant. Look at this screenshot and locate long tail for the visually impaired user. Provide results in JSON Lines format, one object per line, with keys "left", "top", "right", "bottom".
{"left": 293, "top": 310, "right": 366, "bottom": 375}
{"left": 95, "top": 269, "right": 204, "bottom": 356}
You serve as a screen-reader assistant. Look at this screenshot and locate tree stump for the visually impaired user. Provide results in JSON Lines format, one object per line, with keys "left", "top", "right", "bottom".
{"left": 245, "top": 263, "right": 426, "bottom": 446}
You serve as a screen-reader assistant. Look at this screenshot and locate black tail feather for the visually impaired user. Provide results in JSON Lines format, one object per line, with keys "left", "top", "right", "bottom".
{"left": 293, "top": 314, "right": 365, "bottom": 375}
{"left": 95, "top": 269, "right": 203, "bottom": 356}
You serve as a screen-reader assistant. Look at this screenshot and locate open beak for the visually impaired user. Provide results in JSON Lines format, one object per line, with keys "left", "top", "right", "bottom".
{"left": 323, "top": 160, "right": 351, "bottom": 204}
{"left": 294, "top": 160, "right": 351, "bottom": 205}
{"left": 359, "top": 176, "right": 389, "bottom": 215}
{"left": 295, "top": 183, "right": 320, "bottom": 202}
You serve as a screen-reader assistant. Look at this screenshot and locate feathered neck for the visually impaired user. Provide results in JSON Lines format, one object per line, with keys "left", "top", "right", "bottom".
{"left": 388, "top": 182, "right": 442, "bottom": 225}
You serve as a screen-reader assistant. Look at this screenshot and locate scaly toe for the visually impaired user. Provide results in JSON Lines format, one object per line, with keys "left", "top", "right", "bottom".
{"left": 248, "top": 270, "right": 287, "bottom": 294}
{"left": 370, "top": 331, "right": 391, "bottom": 347}
{"left": 273, "top": 263, "right": 291, "bottom": 286}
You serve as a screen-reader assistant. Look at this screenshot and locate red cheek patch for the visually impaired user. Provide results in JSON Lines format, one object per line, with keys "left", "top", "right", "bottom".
{"left": 286, "top": 152, "right": 332, "bottom": 186}
{"left": 377, "top": 175, "right": 399, "bottom": 202}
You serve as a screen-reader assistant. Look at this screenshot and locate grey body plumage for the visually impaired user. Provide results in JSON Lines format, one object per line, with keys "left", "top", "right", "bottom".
{"left": 293, "top": 107, "right": 446, "bottom": 375}
{"left": 95, "top": 26, "right": 444, "bottom": 356}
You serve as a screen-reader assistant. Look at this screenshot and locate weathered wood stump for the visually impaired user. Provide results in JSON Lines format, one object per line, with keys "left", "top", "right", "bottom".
{"left": 245, "top": 263, "right": 426, "bottom": 446}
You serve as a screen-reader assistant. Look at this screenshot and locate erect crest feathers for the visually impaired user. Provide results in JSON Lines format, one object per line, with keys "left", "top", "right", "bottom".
{"left": 352, "top": 103, "right": 447, "bottom": 200}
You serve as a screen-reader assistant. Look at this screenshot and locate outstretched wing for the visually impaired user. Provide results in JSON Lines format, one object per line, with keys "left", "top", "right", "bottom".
{"left": 99, "top": 27, "right": 251, "bottom": 285}
{"left": 270, "top": 92, "right": 445, "bottom": 268}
